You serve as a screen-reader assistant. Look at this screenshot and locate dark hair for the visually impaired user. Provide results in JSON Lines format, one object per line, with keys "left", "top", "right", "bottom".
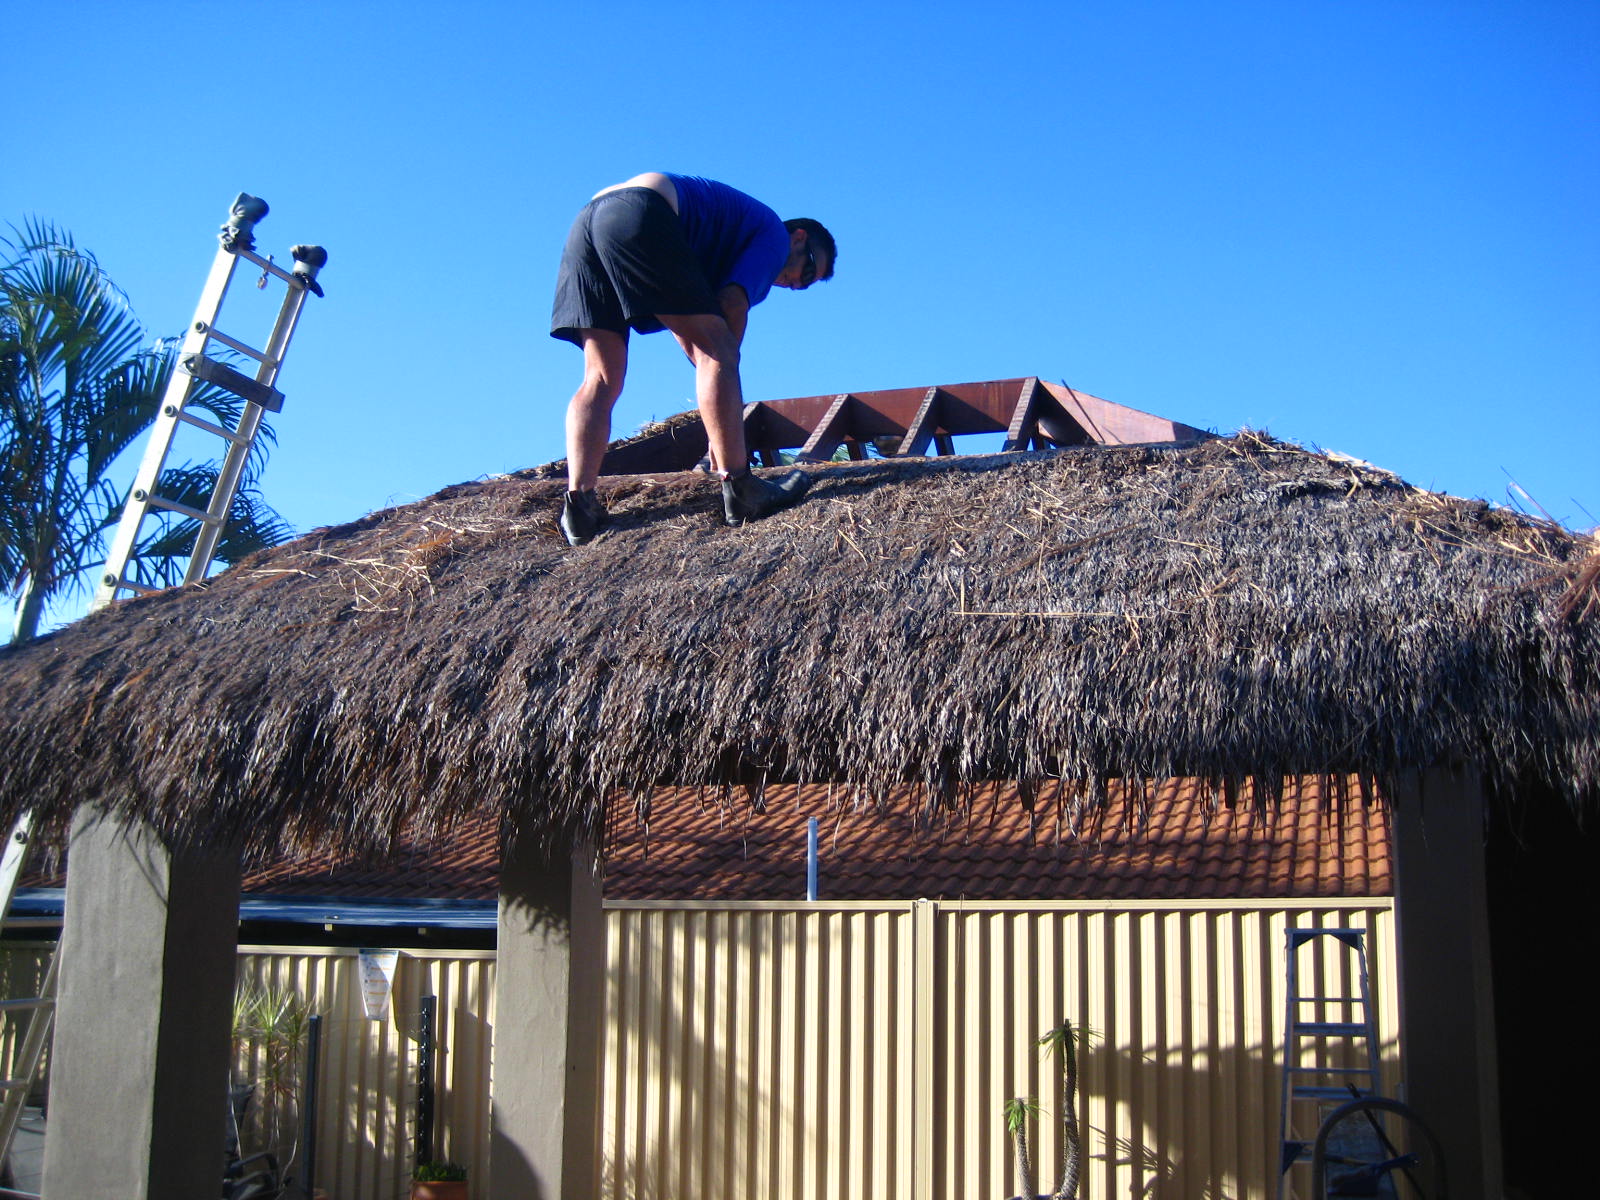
{"left": 784, "top": 219, "right": 837, "bottom": 280}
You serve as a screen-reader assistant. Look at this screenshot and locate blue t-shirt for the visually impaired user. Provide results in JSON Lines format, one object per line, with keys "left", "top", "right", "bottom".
{"left": 666, "top": 174, "right": 790, "bottom": 308}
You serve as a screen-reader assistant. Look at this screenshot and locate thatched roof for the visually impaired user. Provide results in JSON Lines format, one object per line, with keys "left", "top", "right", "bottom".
{"left": 1, "top": 430, "right": 1595, "bottom": 860}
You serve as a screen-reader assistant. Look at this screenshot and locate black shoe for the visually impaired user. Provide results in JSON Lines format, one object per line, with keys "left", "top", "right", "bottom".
{"left": 560, "top": 489, "right": 608, "bottom": 546}
{"left": 721, "top": 468, "right": 811, "bottom": 526}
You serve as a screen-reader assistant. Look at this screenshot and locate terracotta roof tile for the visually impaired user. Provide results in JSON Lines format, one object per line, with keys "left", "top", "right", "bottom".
{"left": 239, "top": 823, "right": 501, "bottom": 901}
{"left": 601, "top": 777, "right": 1392, "bottom": 901}
{"left": 29, "top": 776, "right": 1383, "bottom": 906}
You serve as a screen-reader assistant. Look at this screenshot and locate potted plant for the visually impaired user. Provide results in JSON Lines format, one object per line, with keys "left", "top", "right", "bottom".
{"left": 411, "top": 1160, "right": 468, "bottom": 1200}
{"left": 230, "top": 983, "right": 316, "bottom": 1192}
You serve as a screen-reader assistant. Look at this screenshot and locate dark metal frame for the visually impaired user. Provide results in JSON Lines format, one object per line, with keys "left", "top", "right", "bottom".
{"left": 595, "top": 376, "right": 1210, "bottom": 477}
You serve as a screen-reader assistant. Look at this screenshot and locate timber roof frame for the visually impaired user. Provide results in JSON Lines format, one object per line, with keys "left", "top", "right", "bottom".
{"left": 587, "top": 376, "right": 1211, "bottom": 477}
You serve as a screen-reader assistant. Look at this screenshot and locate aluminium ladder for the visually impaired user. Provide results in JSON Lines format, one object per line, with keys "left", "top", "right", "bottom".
{"left": 91, "top": 192, "right": 327, "bottom": 610}
{"left": 0, "top": 814, "right": 55, "bottom": 1195}
{"left": 1276, "top": 926, "right": 1384, "bottom": 1200}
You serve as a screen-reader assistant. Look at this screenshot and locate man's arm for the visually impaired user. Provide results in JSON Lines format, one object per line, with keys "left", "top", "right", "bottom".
{"left": 716, "top": 284, "right": 750, "bottom": 346}
{"left": 674, "top": 285, "right": 750, "bottom": 363}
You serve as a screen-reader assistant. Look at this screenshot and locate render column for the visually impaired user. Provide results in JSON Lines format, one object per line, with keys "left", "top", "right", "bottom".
{"left": 490, "top": 836, "right": 603, "bottom": 1200}
{"left": 1390, "top": 766, "right": 1502, "bottom": 1198}
{"left": 41, "top": 808, "right": 242, "bottom": 1200}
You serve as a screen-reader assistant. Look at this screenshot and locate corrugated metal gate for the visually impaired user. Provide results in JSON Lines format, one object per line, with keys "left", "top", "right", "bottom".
{"left": 600, "top": 899, "right": 1400, "bottom": 1200}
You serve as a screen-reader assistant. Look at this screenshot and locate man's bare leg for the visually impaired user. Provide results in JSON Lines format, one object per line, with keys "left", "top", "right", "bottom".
{"left": 657, "top": 312, "right": 748, "bottom": 473}
{"left": 566, "top": 329, "right": 628, "bottom": 491}
{"left": 658, "top": 311, "right": 810, "bottom": 524}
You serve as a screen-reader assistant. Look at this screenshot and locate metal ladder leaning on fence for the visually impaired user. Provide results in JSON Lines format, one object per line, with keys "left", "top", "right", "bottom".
{"left": 0, "top": 813, "right": 54, "bottom": 1195}
{"left": 1276, "top": 926, "right": 1384, "bottom": 1200}
{"left": 0, "top": 194, "right": 327, "bottom": 1190}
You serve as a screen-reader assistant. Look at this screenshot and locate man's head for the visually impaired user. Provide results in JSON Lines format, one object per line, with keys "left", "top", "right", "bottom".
{"left": 776, "top": 218, "right": 837, "bottom": 290}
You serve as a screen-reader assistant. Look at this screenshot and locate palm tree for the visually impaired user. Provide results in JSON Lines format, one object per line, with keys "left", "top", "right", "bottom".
{"left": 1039, "top": 1019, "right": 1085, "bottom": 1200}
{"left": 1, "top": 219, "right": 291, "bottom": 643}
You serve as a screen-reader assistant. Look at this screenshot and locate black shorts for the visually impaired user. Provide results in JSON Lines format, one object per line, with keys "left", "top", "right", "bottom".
{"left": 549, "top": 187, "right": 721, "bottom": 345}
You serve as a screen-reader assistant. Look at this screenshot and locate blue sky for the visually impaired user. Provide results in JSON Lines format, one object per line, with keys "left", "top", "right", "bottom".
{"left": 5, "top": 1, "right": 1596, "bottom": 627}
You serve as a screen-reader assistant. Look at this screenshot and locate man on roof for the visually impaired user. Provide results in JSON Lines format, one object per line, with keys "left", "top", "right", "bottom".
{"left": 550, "top": 172, "right": 837, "bottom": 546}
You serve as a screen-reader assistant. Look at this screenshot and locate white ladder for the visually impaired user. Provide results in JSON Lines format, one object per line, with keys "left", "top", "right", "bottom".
{"left": 1276, "top": 926, "right": 1384, "bottom": 1199}
{"left": 91, "top": 192, "right": 326, "bottom": 610}
{"left": 0, "top": 814, "right": 54, "bottom": 1195}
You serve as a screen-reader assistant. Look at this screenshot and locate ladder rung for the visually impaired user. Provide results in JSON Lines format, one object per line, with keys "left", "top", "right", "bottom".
{"left": 146, "top": 495, "right": 223, "bottom": 525}
{"left": 1292, "top": 996, "right": 1368, "bottom": 1005}
{"left": 0, "top": 998, "right": 52, "bottom": 1013}
{"left": 103, "top": 576, "right": 159, "bottom": 596}
{"left": 174, "top": 409, "right": 252, "bottom": 447}
{"left": 0, "top": 1080, "right": 36, "bottom": 1090}
{"left": 1292, "top": 1022, "right": 1370, "bottom": 1037}
{"left": 233, "top": 246, "right": 299, "bottom": 284}
{"left": 1288, "top": 927, "right": 1366, "bottom": 946}
{"left": 1293, "top": 1085, "right": 1377, "bottom": 1100}
{"left": 1288, "top": 1065, "right": 1375, "bottom": 1075}
{"left": 202, "top": 327, "right": 276, "bottom": 365}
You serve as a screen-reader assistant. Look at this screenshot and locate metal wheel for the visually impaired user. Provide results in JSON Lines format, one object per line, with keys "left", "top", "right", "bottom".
{"left": 1311, "top": 1096, "right": 1447, "bottom": 1199}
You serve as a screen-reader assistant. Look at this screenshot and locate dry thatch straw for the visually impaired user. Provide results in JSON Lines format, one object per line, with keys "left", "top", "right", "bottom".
{"left": 0, "top": 431, "right": 1594, "bottom": 862}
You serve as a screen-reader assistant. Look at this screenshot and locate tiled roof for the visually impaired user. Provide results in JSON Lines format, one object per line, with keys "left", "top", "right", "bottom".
{"left": 240, "top": 777, "right": 1392, "bottom": 903}
{"left": 240, "top": 821, "right": 501, "bottom": 901}
{"left": 24, "top": 777, "right": 1389, "bottom": 906}
{"left": 601, "top": 778, "right": 1392, "bottom": 901}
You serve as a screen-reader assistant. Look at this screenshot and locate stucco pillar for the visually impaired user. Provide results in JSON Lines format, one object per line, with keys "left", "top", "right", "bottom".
{"left": 490, "top": 836, "right": 603, "bottom": 1200}
{"left": 1391, "top": 766, "right": 1502, "bottom": 1198}
{"left": 42, "top": 808, "right": 241, "bottom": 1200}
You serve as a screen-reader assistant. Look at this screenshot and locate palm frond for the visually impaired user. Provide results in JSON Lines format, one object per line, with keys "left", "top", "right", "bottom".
{"left": 219, "top": 486, "right": 294, "bottom": 561}
{"left": 3, "top": 219, "right": 290, "bottom": 641}
{"left": 85, "top": 349, "right": 171, "bottom": 481}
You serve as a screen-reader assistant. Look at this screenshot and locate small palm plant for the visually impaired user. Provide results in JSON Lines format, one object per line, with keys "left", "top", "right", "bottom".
{"left": 1004, "top": 1096, "right": 1042, "bottom": 1199}
{"left": 1038, "top": 1019, "right": 1085, "bottom": 1200}
{"left": 1003, "top": 1018, "right": 1091, "bottom": 1200}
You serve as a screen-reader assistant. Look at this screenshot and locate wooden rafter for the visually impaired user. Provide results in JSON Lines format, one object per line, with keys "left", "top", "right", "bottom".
{"left": 1001, "top": 376, "right": 1042, "bottom": 452}
{"left": 797, "top": 394, "right": 854, "bottom": 463}
{"left": 896, "top": 386, "right": 942, "bottom": 458}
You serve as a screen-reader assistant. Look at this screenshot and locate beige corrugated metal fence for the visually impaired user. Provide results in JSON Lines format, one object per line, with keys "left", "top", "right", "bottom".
{"left": 5, "top": 899, "right": 1396, "bottom": 1199}
{"left": 600, "top": 899, "right": 1399, "bottom": 1200}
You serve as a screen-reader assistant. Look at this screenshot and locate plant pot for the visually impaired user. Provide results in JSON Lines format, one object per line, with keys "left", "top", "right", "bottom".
{"left": 410, "top": 1183, "right": 468, "bottom": 1200}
